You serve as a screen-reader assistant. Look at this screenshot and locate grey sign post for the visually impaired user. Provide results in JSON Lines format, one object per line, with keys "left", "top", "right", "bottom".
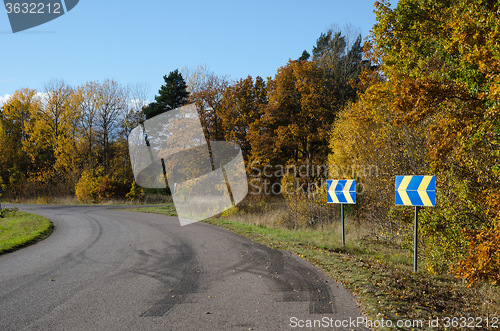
{"left": 326, "top": 180, "right": 356, "bottom": 247}
{"left": 395, "top": 175, "right": 436, "bottom": 272}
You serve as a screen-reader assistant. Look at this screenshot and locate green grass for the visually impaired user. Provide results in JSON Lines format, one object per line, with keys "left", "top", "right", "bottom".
{"left": 132, "top": 205, "right": 499, "bottom": 330}
{"left": 0, "top": 208, "right": 53, "bottom": 254}
{"left": 124, "top": 204, "right": 178, "bottom": 216}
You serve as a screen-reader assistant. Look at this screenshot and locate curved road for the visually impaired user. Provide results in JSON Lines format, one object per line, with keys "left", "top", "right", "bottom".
{"left": 0, "top": 205, "right": 368, "bottom": 330}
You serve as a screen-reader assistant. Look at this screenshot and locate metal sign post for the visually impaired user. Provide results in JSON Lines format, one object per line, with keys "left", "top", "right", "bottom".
{"left": 0, "top": 187, "right": 3, "bottom": 213}
{"left": 395, "top": 175, "right": 436, "bottom": 272}
{"left": 414, "top": 206, "right": 419, "bottom": 272}
{"left": 327, "top": 180, "right": 356, "bottom": 247}
{"left": 341, "top": 203, "right": 345, "bottom": 246}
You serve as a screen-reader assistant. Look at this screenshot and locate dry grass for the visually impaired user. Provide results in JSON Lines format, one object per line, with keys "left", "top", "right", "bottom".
{"left": 472, "top": 283, "right": 500, "bottom": 316}
{"left": 2, "top": 194, "right": 173, "bottom": 205}
{"left": 221, "top": 197, "right": 371, "bottom": 244}
{"left": 224, "top": 204, "right": 287, "bottom": 227}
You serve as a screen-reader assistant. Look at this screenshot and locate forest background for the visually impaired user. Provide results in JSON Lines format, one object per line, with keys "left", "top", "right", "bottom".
{"left": 1, "top": 0, "right": 499, "bottom": 287}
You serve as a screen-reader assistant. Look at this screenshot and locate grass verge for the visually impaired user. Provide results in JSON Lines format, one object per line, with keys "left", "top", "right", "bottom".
{"left": 124, "top": 204, "right": 178, "bottom": 216}
{"left": 128, "top": 205, "right": 499, "bottom": 330}
{"left": 0, "top": 208, "right": 53, "bottom": 254}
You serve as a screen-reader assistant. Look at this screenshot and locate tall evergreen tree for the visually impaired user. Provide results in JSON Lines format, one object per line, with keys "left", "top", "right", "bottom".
{"left": 144, "top": 69, "right": 189, "bottom": 120}
{"left": 298, "top": 50, "right": 310, "bottom": 62}
{"left": 312, "top": 29, "right": 364, "bottom": 107}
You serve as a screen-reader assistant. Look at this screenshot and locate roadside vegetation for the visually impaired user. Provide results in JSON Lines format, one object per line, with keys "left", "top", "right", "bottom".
{"left": 136, "top": 199, "right": 500, "bottom": 331}
{"left": 0, "top": 208, "right": 53, "bottom": 254}
{"left": 129, "top": 203, "right": 177, "bottom": 216}
{"left": 2, "top": 193, "right": 171, "bottom": 206}
{"left": 2, "top": 0, "right": 500, "bottom": 328}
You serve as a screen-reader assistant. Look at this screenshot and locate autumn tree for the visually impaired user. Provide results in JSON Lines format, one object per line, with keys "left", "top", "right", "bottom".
{"left": 27, "top": 81, "right": 78, "bottom": 163}
{"left": 94, "top": 79, "right": 127, "bottom": 174}
{"left": 248, "top": 60, "right": 333, "bottom": 185}
{"left": 121, "top": 82, "right": 149, "bottom": 140}
{"left": 0, "top": 78, "right": 147, "bottom": 201}
{"left": 117, "top": 83, "right": 149, "bottom": 183}
{"left": 183, "top": 65, "right": 231, "bottom": 142}
{"left": 345, "top": 0, "right": 500, "bottom": 280}
{"left": 329, "top": 78, "right": 428, "bottom": 236}
{"left": 19, "top": 80, "right": 81, "bottom": 196}
{"left": 0, "top": 89, "right": 39, "bottom": 194}
{"left": 77, "top": 81, "right": 100, "bottom": 171}
{"left": 220, "top": 75, "right": 267, "bottom": 159}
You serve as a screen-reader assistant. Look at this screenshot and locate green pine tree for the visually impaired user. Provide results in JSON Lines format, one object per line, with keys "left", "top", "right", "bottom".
{"left": 298, "top": 50, "right": 310, "bottom": 61}
{"left": 144, "top": 69, "right": 189, "bottom": 119}
{"left": 311, "top": 29, "right": 364, "bottom": 107}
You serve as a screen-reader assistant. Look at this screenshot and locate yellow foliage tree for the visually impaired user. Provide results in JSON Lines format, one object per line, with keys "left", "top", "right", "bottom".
{"left": 23, "top": 81, "right": 81, "bottom": 181}
{"left": 349, "top": 0, "right": 500, "bottom": 279}
{"left": 0, "top": 89, "right": 40, "bottom": 196}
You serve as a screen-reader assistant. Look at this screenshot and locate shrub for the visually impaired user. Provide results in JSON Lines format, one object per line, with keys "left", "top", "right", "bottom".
{"left": 280, "top": 173, "right": 333, "bottom": 229}
{"left": 75, "top": 170, "right": 100, "bottom": 203}
{"left": 126, "top": 181, "right": 145, "bottom": 201}
{"left": 454, "top": 218, "right": 500, "bottom": 286}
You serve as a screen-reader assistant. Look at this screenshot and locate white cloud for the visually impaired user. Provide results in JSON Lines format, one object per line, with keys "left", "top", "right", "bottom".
{"left": 0, "top": 92, "right": 48, "bottom": 107}
{"left": 35, "top": 91, "right": 49, "bottom": 102}
{"left": 128, "top": 98, "right": 151, "bottom": 110}
{"left": 0, "top": 94, "right": 12, "bottom": 107}
{"left": 0, "top": 93, "right": 150, "bottom": 109}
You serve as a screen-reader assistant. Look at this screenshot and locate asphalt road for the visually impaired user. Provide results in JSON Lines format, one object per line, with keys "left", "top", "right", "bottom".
{"left": 0, "top": 204, "right": 369, "bottom": 331}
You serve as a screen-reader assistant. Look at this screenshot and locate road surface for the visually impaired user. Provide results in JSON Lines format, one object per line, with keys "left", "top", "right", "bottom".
{"left": 0, "top": 204, "right": 369, "bottom": 330}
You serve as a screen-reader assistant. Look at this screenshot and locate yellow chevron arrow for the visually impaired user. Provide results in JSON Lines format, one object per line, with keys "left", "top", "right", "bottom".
{"left": 397, "top": 176, "right": 412, "bottom": 206}
{"left": 328, "top": 180, "right": 339, "bottom": 203}
{"left": 343, "top": 180, "right": 354, "bottom": 203}
{"left": 417, "top": 175, "right": 433, "bottom": 206}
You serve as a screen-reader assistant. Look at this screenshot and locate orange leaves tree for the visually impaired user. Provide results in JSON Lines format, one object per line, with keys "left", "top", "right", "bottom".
{"left": 183, "top": 65, "right": 231, "bottom": 142}
{"left": 220, "top": 75, "right": 267, "bottom": 161}
{"left": 248, "top": 60, "right": 334, "bottom": 180}
{"left": 455, "top": 219, "right": 500, "bottom": 286}
{"left": 358, "top": 0, "right": 500, "bottom": 281}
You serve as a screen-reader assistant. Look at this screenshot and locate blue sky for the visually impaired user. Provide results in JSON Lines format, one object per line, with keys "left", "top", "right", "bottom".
{"left": 1, "top": 0, "right": 384, "bottom": 101}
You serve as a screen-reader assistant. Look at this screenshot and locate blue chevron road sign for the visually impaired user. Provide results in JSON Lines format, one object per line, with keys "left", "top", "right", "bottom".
{"left": 327, "top": 180, "right": 356, "bottom": 204}
{"left": 395, "top": 175, "right": 436, "bottom": 207}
